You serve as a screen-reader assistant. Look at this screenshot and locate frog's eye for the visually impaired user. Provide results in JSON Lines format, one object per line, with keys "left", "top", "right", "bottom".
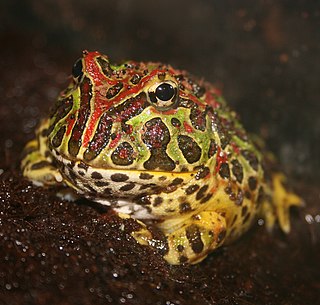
{"left": 148, "top": 81, "right": 178, "bottom": 110}
{"left": 72, "top": 58, "right": 83, "bottom": 81}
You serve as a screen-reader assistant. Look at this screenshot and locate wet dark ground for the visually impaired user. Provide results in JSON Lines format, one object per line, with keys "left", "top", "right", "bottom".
{"left": 0, "top": 1, "right": 319, "bottom": 304}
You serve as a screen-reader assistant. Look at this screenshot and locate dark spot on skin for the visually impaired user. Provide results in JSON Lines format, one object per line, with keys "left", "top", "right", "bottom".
{"left": 96, "top": 56, "right": 112, "bottom": 77}
{"left": 248, "top": 176, "right": 258, "bottom": 191}
{"left": 224, "top": 186, "right": 232, "bottom": 195}
{"left": 179, "top": 255, "right": 188, "bottom": 263}
{"left": 195, "top": 166, "right": 210, "bottom": 180}
{"left": 196, "top": 185, "right": 209, "bottom": 200}
{"left": 171, "top": 117, "right": 181, "bottom": 127}
{"left": 192, "top": 83, "right": 206, "bottom": 98}
{"left": 120, "top": 182, "right": 135, "bottom": 191}
{"left": 78, "top": 162, "right": 89, "bottom": 171}
{"left": 103, "top": 188, "right": 112, "bottom": 196}
{"left": 231, "top": 159, "right": 244, "bottom": 184}
{"left": 139, "top": 183, "right": 156, "bottom": 190}
{"left": 178, "top": 98, "right": 195, "bottom": 109}
{"left": 245, "top": 190, "right": 251, "bottom": 199}
{"left": 200, "top": 193, "right": 213, "bottom": 204}
{"left": 48, "top": 95, "right": 73, "bottom": 135}
{"left": 190, "top": 107, "right": 206, "bottom": 131}
{"left": 135, "top": 194, "right": 151, "bottom": 206}
{"left": 106, "top": 82, "right": 123, "bottom": 99}
{"left": 241, "top": 149, "right": 259, "bottom": 171}
{"left": 164, "top": 185, "right": 178, "bottom": 193}
{"left": 139, "top": 173, "right": 154, "bottom": 180}
{"left": 186, "top": 225, "right": 204, "bottom": 254}
{"left": 242, "top": 213, "right": 251, "bottom": 225}
{"left": 219, "top": 163, "right": 230, "bottom": 179}
{"left": 159, "top": 176, "right": 167, "bottom": 181}
{"left": 78, "top": 171, "right": 85, "bottom": 176}
{"left": 110, "top": 173, "right": 129, "bottom": 182}
{"left": 68, "top": 169, "right": 78, "bottom": 183}
{"left": 51, "top": 125, "right": 66, "bottom": 148}
{"left": 178, "top": 135, "right": 202, "bottom": 164}
{"left": 231, "top": 214, "right": 238, "bottom": 226}
{"left": 111, "top": 142, "right": 135, "bottom": 166}
{"left": 185, "top": 184, "right": 200, "bottom": 195}
{"left": 208, "top": 139, "right": 218, "bottom": 158}
{"left": 95, "top": 181, "right": 109, "bottom": 187}
{"left": 241, "top": 206, "right": 248, "bottom": 217}
{"left": 170, "top": 177, "right": 183, "bottom": 186}
{"left": 84, "top": 184, "right": 97, "bottom": 194}
{"left": 153, "top": 197, "right": 163, "bottom": 207}
{"left": 69, "top": 77, "right": 92, "bottom": 157}
{"left": 142, "top": 118, "right": 176, "bottom": 171}
{"left": 41, "top": 128, "right": 48, "bottom": 137}
{"left": 91, "top": 171, "right": 103, "bottom": 180}
{"left": 235, "top": 190, "right": 244, "bottom": 206}
{"left": 257, "top": 186, "right": 265, "bottom": 205}
{"left": 179, "top": 202, "right": 192, "bottom": 214}
{"left": 177, "top": 245, "right": 184, "bottom": 252}
{"left": 66, "top": 161, "right": 75, "bottom": 169}
{"left": 30, "top": 161, "right": 51, "bottom": 170}
{"left": 84, "top": 112, "right": 112, "bottom": 162}
{"left": 217, "top": 229, "right": 226, "bottom": 243}
{"left": 130, "top": 74, "right": 141, "bottom": 85}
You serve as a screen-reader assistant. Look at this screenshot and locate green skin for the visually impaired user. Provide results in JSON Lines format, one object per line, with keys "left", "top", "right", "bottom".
{"left": 21, "top": 51, "right": 302, "bottom": 264}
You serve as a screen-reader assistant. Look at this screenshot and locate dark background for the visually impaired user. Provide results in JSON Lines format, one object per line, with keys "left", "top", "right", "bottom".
{"left": 1, "top": 0, "right": 319, "bottom": 181}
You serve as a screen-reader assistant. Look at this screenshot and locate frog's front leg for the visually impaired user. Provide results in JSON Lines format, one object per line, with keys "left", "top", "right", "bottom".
{"left": 21, "top": 119, "right": 63, "bottom": 186}
{"left": 160, "top": 211, "right": 227, "bottom": 264}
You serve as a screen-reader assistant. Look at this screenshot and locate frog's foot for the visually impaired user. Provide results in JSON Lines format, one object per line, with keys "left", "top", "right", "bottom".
{"left": 160, "top": 211, "right": 227, "bottom": 265}
{"left": 21, "top": 139, "right": 63, "bottom": 186}
{"left": 270, "top": 173, "right": 303, "bottom": 233}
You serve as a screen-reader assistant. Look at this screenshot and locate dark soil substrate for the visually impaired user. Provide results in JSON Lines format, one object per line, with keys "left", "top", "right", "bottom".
{"left": 1, "top": 1, "right": 319, "bottom": 304}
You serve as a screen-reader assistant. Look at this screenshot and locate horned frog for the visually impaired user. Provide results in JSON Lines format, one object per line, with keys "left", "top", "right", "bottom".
{"left": 21, "top": 51, "right": 301, "bottom": 264}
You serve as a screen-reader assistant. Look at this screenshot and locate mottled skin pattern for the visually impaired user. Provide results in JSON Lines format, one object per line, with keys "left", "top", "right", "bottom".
{"left": 21, "top": 51, "right": 301, "bottom": 264}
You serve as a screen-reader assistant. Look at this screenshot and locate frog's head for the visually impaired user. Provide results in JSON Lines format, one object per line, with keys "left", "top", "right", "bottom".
{"left": 48, "top": 51, "right": 223, "bottom": 179}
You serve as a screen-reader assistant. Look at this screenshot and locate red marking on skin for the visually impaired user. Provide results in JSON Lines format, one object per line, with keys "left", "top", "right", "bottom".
{"left": 210, "top": 185, "right": 218, "bottom": 194}
{"left": 230, "top": 142, "right": 240, "bottom": 155}
{"left": 109, "top": 133, "right": 121, "bottom": 149}
{"left": 66, "top": 116, "right": 75, "bottom": 136}
{"left": 115, "top": 99, "right": 146, "bottom": 122}
{"left": 119, "top": 148, "right": 129, "bottom": 159}
{"left": 215, "top": 147, "right": 228, "bottom": 173}
{"left": 124, "top": 124, "right": 133, "bottom": 134}
{"left": 183, "top": 121, "right": 193, "bottom": 133}
{"left": 150, "top": 107, "right": 178, "bottom": 115}
{"left": 180, "top": 92, "right": 203, "bottom": 107}
{"left": 205, "top": 91, "right": 221, "bottom": 109}
{"left": 84, "top": 51, "right": 110, "bottom": 86}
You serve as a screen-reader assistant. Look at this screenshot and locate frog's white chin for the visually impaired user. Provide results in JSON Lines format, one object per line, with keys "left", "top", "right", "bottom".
{"left": 96, "top": 198, "right": 155, "bottom": 219}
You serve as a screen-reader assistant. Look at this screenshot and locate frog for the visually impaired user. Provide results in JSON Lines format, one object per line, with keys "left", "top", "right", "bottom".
{"left": 21, "top": 50, "right": 302, "bottom": 265}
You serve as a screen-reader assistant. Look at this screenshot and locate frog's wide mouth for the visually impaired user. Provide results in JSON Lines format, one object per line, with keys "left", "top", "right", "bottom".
{"left": 53, "top": 151, "right": 197, "bottom": 187}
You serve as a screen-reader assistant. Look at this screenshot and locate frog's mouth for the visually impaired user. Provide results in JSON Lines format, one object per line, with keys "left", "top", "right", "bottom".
{"left": 53, "top": 151, "right": 199, "bottom": 197}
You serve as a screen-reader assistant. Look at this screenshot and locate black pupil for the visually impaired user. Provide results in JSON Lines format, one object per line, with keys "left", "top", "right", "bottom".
{"left": 155, "top": 83, "right": 175, "bottom": 101}
{"left": 72, "top": 59, "right": 83, "bottom": 79}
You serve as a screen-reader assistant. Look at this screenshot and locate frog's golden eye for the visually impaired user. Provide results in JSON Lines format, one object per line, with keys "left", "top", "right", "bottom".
{"left": 72, "top": 58, "right": 84, "bottom": 81}
{"left": 148, "top": 81, "right": 178, "bottom": 110}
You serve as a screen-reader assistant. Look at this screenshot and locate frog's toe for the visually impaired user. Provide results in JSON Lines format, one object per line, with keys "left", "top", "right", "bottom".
{"left": 21, "top": 144, "right": 63, "bottom": 186}
{"left": 272, "top": 173, "right": 303, "bottom": 233}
